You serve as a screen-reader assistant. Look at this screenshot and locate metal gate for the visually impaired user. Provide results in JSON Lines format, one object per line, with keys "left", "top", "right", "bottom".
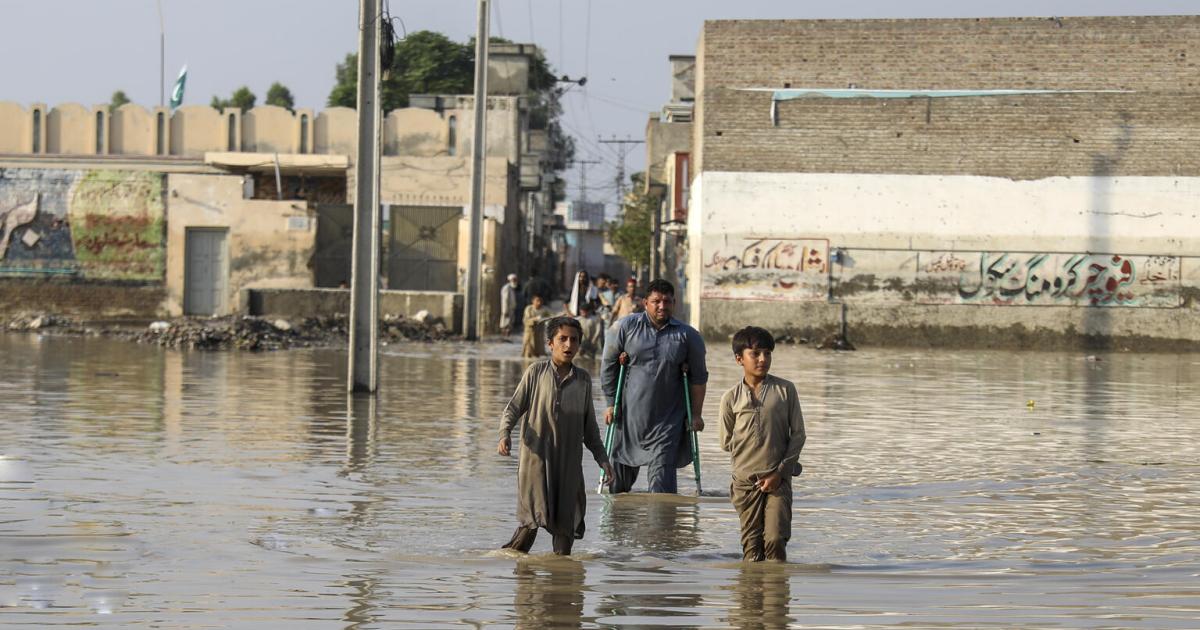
{"left": 183, "top": 227, "right": 228, "bottom": 316}
{"left": 387, "top": 205, "right": 460, "bottom": 291}
{"left": 312, "top": 203, "right": 353, "bottom": 288}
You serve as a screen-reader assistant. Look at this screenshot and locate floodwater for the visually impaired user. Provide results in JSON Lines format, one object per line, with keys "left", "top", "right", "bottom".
{"left": 2, "top": 334, "right": 1199, "bottom": 629}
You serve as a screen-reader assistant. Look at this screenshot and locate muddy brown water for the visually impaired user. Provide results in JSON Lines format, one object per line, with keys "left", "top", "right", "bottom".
{"left": 2, "top": 334, "right": 1198, "bottom": 628}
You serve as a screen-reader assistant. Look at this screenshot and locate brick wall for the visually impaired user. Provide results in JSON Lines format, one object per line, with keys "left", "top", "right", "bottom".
{"left": 702, "top": 89, "right": 1200, "bottom": 178}
{"left": 699, "top": 16, "right": 1200, "bottom": 93}
{"left": 695, "top": 16, "right": 1200, "bottom": 176}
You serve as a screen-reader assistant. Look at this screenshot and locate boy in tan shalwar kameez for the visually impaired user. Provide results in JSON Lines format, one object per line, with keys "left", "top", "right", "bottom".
{"left": 521, "top": 295, "right": 552, "bottom": 358}
{"left": 498, "top": 316, "right": 615, "bottom": 555}
{"left": 719, "top": 326, "right": 806, "bottom": 562}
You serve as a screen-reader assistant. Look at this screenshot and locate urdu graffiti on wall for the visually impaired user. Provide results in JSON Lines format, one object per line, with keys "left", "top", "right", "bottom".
{"left": 918, "top": 251, "right": 1182, "bottom": 307}
{"left": 0, "top": 168, "right": 164, "bottom": 280}
{"left": 701, "top": 236, "right": 829, "bottom": 301}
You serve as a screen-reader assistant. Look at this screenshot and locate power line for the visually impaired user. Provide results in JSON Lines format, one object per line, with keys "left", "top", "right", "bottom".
{"left": 575, "top": 157, "right": 602, "bottom": 203}
{"left": 598, "top": 137, "right": 644, "bottom": 208}
{"left": 493, "top": 0, "right": 503, "bottom": 38}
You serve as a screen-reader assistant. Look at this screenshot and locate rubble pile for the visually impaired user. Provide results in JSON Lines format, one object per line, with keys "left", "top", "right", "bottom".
{"left": 3, "top": 311, "right": 458, "bottom": 351}
{"left": 131, "top": 316, "right": 318, "bottom": 351}
{"left": 816, "top": 333, "right": 857, "bottom": 351}
{"left": 381, "top": 312, "right": 454, "bottom": 342}
{"left": 5, "top": 312, "right": 89, "bottom": 334}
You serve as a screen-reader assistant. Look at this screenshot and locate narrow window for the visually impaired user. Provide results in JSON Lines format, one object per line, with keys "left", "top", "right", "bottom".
{"left": 156, "top": 112, "right": 165, "bottom": 155}
{"left": 95, "top": 111, "right": 105, "bottom": 153}
{"left": 227, "top": 114, "right": 237, "bottom": 150}
{"left": 32, "top": 110, "right": 41, "bottom": 153}
{"left": 299, "top": 114, "right": 309, "bottom": 153}
{"left": 447, "top": 115, "right": 457, "bottom": 156}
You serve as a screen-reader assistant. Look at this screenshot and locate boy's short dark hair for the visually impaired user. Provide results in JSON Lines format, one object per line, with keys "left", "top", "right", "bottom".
{"left": 646, "top": 278, "right": 675, "bottom": 297}
{"left": 579, "top": 302, "right": 595, "bottom": 314}
{"left": 732, "top": 326, "right": 776, "bottom": 356}
{"left": 597, "top": 273, "right": 613, "bottom": 282}
{"left": 544, "top": 316, "right": 583, "bottom": 342}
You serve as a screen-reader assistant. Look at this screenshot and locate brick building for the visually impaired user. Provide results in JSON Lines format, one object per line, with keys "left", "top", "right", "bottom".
{"left": 686, "top": 16, "right": 1200, "bottom": 348}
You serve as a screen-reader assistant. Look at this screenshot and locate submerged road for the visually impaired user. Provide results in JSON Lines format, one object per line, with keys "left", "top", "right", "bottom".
{"left": 1, "top": 334, "right": 1198, "bottom": 627}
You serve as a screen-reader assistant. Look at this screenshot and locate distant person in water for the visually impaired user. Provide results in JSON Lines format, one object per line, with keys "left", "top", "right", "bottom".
{"left": 719, "top": 326, "right": 806, "bottom": 562}
{"left": 499, "top": 273, "right": 519, "bottom": 336}
{"left": 521, "top": 295, "right": 552, "bottom": 358}
{"left": 498, "top": 316, "right": 615, "bottom": 555}
{"left": 576, "top": 302, "right": 604, "bottom": 360}
{"left": 610, "top": 277, "right": 642, "bottom": 328}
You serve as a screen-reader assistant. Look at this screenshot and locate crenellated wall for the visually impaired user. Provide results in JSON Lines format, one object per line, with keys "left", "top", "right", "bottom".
{"left": 0, "top": 98, "right": 521, "bottom": 162}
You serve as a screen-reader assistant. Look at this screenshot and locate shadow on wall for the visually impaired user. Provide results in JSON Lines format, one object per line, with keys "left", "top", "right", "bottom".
{"left": 1083, "top": 111, "right": 1133, "bottom": 350}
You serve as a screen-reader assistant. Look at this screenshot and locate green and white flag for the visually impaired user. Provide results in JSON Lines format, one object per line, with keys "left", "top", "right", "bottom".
{"left": 169, "top": 65, "right": 187, "bottom": 109}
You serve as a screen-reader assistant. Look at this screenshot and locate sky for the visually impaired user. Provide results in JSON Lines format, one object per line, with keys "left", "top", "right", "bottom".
{"left": 3, "top": 0, "right": 1199, "bottom": 207}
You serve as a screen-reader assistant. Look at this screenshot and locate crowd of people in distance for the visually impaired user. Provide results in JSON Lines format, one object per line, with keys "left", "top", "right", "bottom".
{"left": 499, "top": 271, "right": 644, "bottom": 359}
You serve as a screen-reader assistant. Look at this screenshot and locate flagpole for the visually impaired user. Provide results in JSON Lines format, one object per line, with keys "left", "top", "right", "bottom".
{"left": 157, "top": 0, "right": 165, "bottom": 108}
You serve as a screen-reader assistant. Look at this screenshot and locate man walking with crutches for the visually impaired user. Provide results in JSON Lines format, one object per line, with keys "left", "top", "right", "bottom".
{"left": 601, "top": 279, "right": 707, "bottom": 494}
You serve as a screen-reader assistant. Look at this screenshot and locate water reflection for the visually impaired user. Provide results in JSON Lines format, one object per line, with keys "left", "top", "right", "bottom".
{"left": 512, "top": 559, "right": 587, "bottom": 629}
{"left": 2, "top": 335, "right": 1200, "bottom": 626}
{"left": 727, "top": 564, "right": 793, "bottom": 630}
{"left": 601, "top": 495, "right": 702, "bottom": 554}
{"left": 344, "top": 573, "right": 382, "bottom": 629}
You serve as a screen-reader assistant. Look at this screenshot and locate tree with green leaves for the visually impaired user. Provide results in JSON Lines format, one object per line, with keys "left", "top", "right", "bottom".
{"left": 210, "top": 86, "right": 256, "bottom": 112}
{"left": 328, "top": 31, "right": 473, "bottom": 111}
{"left": 108, "top": 90, "right": 131, "bottom": 112}
{"left": 327, "top": 30, "right": 575, "bottom": 183}
{"left": 265, "top": 82, "right": 295, "bottom": 110}
{"left": 608, "top": 173, "right": 655, "bottom": 270}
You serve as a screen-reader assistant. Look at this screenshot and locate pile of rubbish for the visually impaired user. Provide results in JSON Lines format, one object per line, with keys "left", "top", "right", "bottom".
{"left": 5, "top": 312, "right": 89, "bottom": 334}
{"left": 131, "top": 316, "right": 316, "bottom": 351}
{"left": 381, "top": 312, "right": 454, "bottom": 342}
{"left": 3, "top": 311, "right": 458, "bottom": 351}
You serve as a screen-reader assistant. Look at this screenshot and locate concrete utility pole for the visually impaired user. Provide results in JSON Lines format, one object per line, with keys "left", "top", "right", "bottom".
{"left": 464, "top": 0, "right": 490, "bottom": 340}
{"left": 348, "top": 0, "right": 383, "bottom": 393}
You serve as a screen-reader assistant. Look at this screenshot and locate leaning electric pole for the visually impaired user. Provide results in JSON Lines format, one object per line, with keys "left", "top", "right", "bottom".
{"left": 348, "top": 0, "right": 383, "bottom": 392}
{"left": 463, "top": 0, "right": 490, "bottom": 340}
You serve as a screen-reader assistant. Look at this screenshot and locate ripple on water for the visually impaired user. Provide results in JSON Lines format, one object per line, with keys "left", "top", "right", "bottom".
{"left": 0, "top": 335, "right": 1198, "bottom": 626}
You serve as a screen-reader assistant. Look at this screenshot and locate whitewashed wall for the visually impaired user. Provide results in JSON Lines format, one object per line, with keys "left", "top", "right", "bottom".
{"left": 688, "top": 171, "right": 1200, "bottom": 340}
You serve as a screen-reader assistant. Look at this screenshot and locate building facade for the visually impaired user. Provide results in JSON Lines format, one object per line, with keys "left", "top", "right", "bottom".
{"left": 0, "top": 44, "right": 559, "bottom": 331}
{"left": 688, "top": 16, "right": 1200, "bottom": 348}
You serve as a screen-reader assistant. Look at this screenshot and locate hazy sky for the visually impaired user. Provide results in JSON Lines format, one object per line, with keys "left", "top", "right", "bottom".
{"left": 3, "top": 1, "right": 1198, "bottom": 204}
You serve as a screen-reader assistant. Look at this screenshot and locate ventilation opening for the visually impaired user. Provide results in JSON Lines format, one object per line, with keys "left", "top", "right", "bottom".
{"left": 32, "top": 110, "right": 42, "bottom": 153}
{"left": 95, "top": 111, "right": 105, "bottom": 153}
{"left": 227, "top": 113, "right": 237, "bottom": 151}
{"left": 299, "top": 114, "right": 309, "bottom": 153}
{"left": 156, "top": 112, "right": 165, "bottom": 155}
{"left": 447, "top": 115, "right": 457, "bottom": 156}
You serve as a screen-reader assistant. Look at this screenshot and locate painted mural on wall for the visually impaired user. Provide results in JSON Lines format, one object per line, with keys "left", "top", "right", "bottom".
{"left": 915, "top": 251, "right": 1182, "bottom": 307}
{"left": 701, "top": 236, "right": 829, "bottom": 301}
{"left": 0, "top": 168, "right": 165, "bottom": 280}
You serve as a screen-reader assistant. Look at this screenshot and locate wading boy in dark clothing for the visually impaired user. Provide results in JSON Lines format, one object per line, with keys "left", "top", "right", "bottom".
{"left": 719, "top": 326, "right": 806, "bottom": 562}
{"left": 498, "top": 316, "right": 615, "bottom": 555}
